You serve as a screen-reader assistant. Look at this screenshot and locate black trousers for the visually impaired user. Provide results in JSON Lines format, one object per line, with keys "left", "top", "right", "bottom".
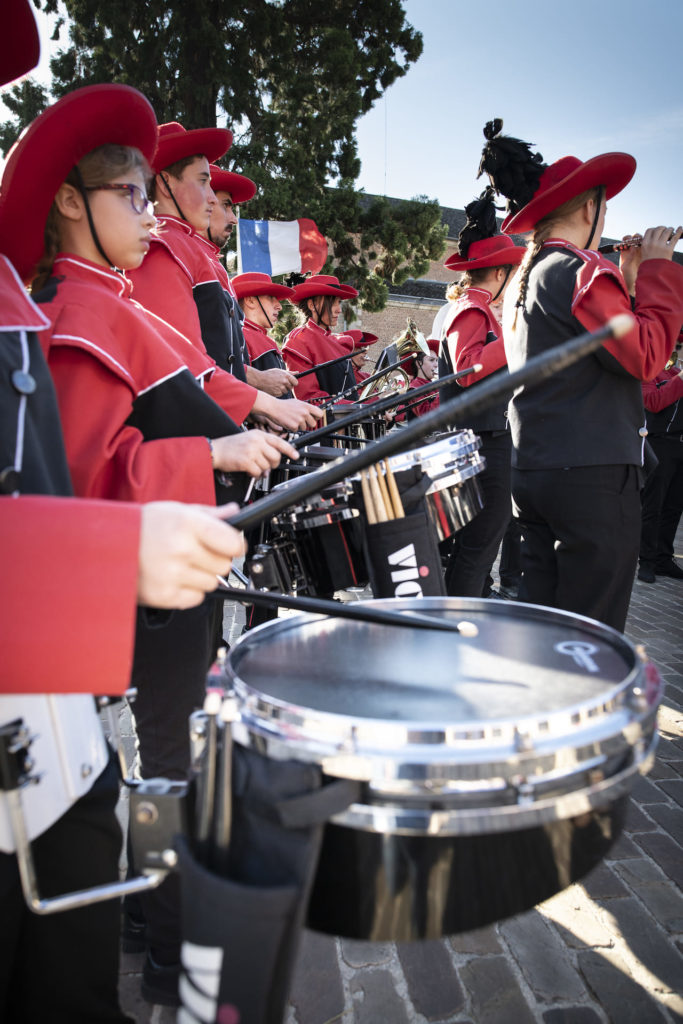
{"left": 127, "top": 603, "right": 214, "bottom": 961}
{"left": 639, "top": 435, "right": 683, "bottom": 568}
{"left": 0, "top": 756, "right": 132, "bottom": 1024}
{"left": 512, "top": 464, "right": 641, "bottom": 632}
{"left": 445, "top": 432, "right": 512, "bottom": 598}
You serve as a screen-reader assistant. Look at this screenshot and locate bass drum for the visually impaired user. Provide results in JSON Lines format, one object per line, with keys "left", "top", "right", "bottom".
{"left": 226, "top": 598, "right": 662, "bottom": 940}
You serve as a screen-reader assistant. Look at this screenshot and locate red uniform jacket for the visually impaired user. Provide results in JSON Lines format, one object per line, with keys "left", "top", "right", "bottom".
{"left": 282, "top": 320, "right": 355, "bottom": 402}
{"left": 1, "top": 256, "right": 139, "bottom": 694}
{"left": 128, "top": 216, "right": 253, "bottom": 386}
{"left": 242, "top": 318, "right": 287, "bottom": 372}
{"left": 35, "top": 254, "right": 239, "bottom": 505}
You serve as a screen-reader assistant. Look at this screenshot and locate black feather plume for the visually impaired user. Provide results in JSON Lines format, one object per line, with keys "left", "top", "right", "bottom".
{"left": 477, "top": 118, "right": 547, "bottom": 215}
{"left": 457, "top": 186, "right": 501, "bottom": 258}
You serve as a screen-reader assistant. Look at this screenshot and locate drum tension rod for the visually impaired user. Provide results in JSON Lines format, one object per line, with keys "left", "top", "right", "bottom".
{"left": 214, "top": 579, "right": 479, "bottom": 636}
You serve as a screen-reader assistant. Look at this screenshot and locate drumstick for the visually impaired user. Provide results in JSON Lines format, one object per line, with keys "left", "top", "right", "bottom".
{"left": 360, "top": 469, "right": 377, "bottom": 525}
{"left": 374, "top": 461, "right": 394, "bottom": 521}
{"left": 368, "top": 465, "right": 389, "bottom": 523}
{"left": 383, "top": 461, "right": 404, "bottom": 519}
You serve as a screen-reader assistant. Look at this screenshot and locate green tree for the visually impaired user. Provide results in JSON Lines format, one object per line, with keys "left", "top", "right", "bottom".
{"left": 2, "top": 0, "right": 446, "bottom": 308}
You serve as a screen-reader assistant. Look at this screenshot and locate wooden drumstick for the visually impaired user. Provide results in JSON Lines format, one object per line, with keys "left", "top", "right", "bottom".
{"left": 360, "top": 470, "right": 377, "bottom": 525}
{"left": 368, "top": 465, "right": 389, "bottom": 523}
{"left": 382, "top": 460, "right": 404, "bottom": 519}
{"left": 374, "top": 461, "right": 394, "bottom": 521}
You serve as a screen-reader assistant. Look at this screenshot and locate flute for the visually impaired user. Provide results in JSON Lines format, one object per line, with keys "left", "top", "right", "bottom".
{"left": 598, "top": 237, "right": 642, "bottom": 254}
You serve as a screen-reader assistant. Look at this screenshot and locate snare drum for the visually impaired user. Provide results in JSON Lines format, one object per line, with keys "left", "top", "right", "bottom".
{"left": 386, "top": 430, "right": 485, "bottom": 540}
{"left": 226, "top": 598, "right": 662, "bottom": 940}
{"left": 327, "top": 403, "right": 387, "bottom": 449}
{"left": 268, "top": 479, "right": 368, "bottom": 597}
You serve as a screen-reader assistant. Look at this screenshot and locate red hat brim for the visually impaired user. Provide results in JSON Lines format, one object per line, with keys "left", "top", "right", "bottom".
{"left": 445, "top": 236, "right": 526, "bottom": 272}
{"left": 347, "top": 329, "right": 377, "bottom": 349}
{"left": 153, "top": 124, "right": 232, "bottom": 173}
{"left": 0, "top": 84, "right": 158, "bottom": 283}
{"left": 209, "top": 165, "right": 257, "bottom": 205}
{"left": 502, "top": 152, "right": 636, "bottom": 234}
{"left": 4, "top": 0, "right": 40, "bottom": 87}
{"left": 292, "top": 274, "right": 358, "bottom": 301}
{"left": 232, "top": 272, "right": 294, "bottom": 300}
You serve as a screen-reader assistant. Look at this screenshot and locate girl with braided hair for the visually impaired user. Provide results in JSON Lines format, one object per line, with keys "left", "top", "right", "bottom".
{"left": 437, "top": 187, "right": 525, "bottom": 597}
{"left": 479, "top": 119, "right": 683, "bottom": 630}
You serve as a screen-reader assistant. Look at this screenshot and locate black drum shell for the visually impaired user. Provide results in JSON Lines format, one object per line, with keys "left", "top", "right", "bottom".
{"left": 306, "top": 797, "right": 627, "bottom": 941}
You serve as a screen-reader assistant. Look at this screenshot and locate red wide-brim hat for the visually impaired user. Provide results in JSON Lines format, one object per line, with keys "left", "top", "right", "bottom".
{"left": 0, "top": 84, "right": 158, "bottom": 283}
{"left": 291, "top": 274, "right": 358, "bottom": 301}
{"left": 502, "top": 153, "right": 636, "bottom": 235}
{"left": 209, "top": 164, "right": 257, "bottom": 205}
{"left": 426, "top": 337, "right": 440, "bottom": 355}
{"left": 231, "top": 272, "right": 294, "bottom": 301}
{"left": 4, "top": 0, "right": 40, "bottom": 87}
{"left": 346, "top": 329, "right": 378, "bottom": 350}
{"left": 445, "top": 235, "right": 526, "bottom": 273}
{"left": 153, "top": 122, "right": 232, "bottom": 174}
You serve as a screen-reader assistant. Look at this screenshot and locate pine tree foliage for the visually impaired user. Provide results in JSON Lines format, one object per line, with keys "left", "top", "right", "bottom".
{"left": 1, "top": 0, "right": 446, "bottom": 309}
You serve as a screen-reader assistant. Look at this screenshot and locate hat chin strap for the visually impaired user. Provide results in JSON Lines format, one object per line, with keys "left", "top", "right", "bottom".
{"left": 584, "top": 186, "right": 604, "bottom": 251}
{"left": 73, "top": 167, "right": 117, "bottom": 270}
{"left": 256, "top": 295, "right": 274, "bottom": 329}
{"left": 491, "top": 264, "right": 512, "bottom": 303}
{"left": 160, "top": 172, "right": 188, "bottom": 223}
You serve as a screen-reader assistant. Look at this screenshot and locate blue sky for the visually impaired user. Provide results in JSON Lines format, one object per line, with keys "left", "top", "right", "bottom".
{"left": 355, "top": 0, "right": 683, "bottom": 241}
{"left": 5, "top": 0, "right": 681, "bottom": 243}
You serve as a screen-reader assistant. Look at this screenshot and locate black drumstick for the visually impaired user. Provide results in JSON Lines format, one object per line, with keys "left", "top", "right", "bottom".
{"left": 319, "top": 354, "right": 416, "bottom": 409}
{"left": 213, "top": 582, "right": 478, "bottom": 635}
{"left": 225, "top": 315, "right": 633, "bottom": 533}
{"left": 293, "top": 351, "right": 354, "bottom": 379}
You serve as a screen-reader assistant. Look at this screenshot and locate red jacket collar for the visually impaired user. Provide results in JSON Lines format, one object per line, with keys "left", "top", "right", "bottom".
{"left": 52, "top": 254, "right": 133, "bottom": 299}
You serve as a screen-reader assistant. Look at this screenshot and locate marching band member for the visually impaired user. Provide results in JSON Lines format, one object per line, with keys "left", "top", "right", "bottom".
{"left": 405, "top": 338, "right": 440, "bottom": 418}
{"left": 347, "top": 328, "right": 378, "bottom": 386}
{"left": 0, "top": 82, "right": 296, "bottom": 1006}
{"left": 480, "top": 118, "right": 683, "bottom": 630}
{"left": 0, "top": 6, "right": 244, "bottom": 1022}
{"left": 438, "top": 188, "right": 525, "bottom": 598}
{"left": 202, "top": 162, "right": 296, "bottom": 398}
{"left": 127, "top": 121, "right": 321, "bottom": 433}
{"left": 282, "top": 273, "right": 359, "bottom": 403}
{"left": 232, "top": 270, "right": 298, "bottom": 396}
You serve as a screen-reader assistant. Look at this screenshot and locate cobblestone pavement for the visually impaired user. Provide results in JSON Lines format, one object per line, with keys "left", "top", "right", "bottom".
{"left": 119, "top": 525, "right": 683, "bottom": 1024}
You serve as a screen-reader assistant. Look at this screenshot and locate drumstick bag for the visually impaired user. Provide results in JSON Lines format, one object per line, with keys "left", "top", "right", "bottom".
{"left": 363, "top": 509, "right": 447, "bottom": 599}
{"left": 177, "top": 747, "right": 359, "bottom": 1024}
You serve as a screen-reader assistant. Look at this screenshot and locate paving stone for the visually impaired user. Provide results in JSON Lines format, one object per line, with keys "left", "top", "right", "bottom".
{"left": 597, "top": 896, "right": 683, "bottom": 994}
{"left": 623, "top": 800, "right": 658, "bottom": 833}
{"left": 645, "top": 802, "right": 683, "bottom": 844}
{"left": 612, "top": 857, "right": 667, "bottom": 886}
{"left": 633, "top": 832, "right": 683, "bottom": 887}
{"left": 578, "top": 949, "right": 668, "bottom": 1023}
{"left": 542, "top": 1009, "right": 603, "bottom": 1024}
{"left": 657, "top": 779, "right": 683, "bottom": 807}
{"left": 459, "top": 956, "right": 536, "bottom": 1024}
{"left": 541, "top": 887, "right": 615, "bottom": 950}
{"left": 289, "top": 931, "right": 344, "bottom": 1024}
{"left": 581, "top": 862, "right": 629, "bottom": 900}
{"left": 607, "top": 831, "right": 641, "bottom": 860}
{"left": 631, "top": 774, "right": 669, "bottom": 804}
{"left": 628, "top": 881, "right": 683, "bottom": 934}
{"left": 340, "top": 939, "right": 394, "bottom": 969}
{"left": 499, "top": 911, "right": 586, "bottom": 1002}
{"left": 648, "top": 759, "right": 681, "bottom": 780}
{"left": 349, "top": 968, "right": 411, "bottom": 1024}
{"left": 448, "top": 924, "right": 503, "bottom": 956}
{"left": 396, "top": 940, "right": 465, "bottom": 1020}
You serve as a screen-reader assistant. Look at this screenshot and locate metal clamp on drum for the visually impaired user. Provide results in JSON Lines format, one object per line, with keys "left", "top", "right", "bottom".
{"left": 225, "top": 597, "right": 663, "bottom": 940}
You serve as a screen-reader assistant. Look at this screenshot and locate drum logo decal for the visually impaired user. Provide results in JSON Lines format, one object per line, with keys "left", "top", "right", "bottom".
{"left": 555, "top": 641, "right": 600, "bottom": 673}
{"left": 388, "top": 543, "right": 428, "bottom": 598}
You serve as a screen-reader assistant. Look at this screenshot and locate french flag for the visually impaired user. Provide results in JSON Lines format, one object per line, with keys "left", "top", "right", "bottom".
{"left": 237, "top": 218, "right": 328, "bottom": 276}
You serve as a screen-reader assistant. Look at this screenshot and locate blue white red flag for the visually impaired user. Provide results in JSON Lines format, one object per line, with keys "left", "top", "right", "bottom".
{"left": 237, "top": 217, "right": 327, "bottom": 276}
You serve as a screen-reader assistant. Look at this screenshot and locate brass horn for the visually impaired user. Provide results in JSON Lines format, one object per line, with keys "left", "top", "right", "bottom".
{"left": 359, "top": 318, "right": 430, "bottom": 401}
